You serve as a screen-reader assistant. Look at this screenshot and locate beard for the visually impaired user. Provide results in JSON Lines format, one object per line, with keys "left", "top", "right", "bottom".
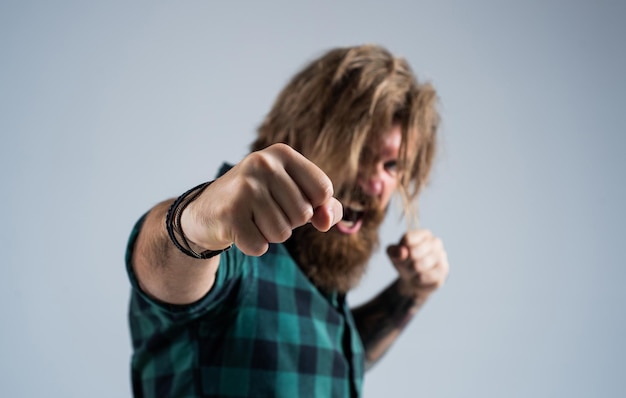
{"left": 284, "top": 192, "right": 385, "bottom": 294}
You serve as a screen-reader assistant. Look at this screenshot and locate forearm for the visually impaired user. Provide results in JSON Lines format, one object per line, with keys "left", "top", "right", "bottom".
{"left": 351, "top": 278, "right": 429, "bottom": 369}
{"left": 132, "top": 199, "right": 220, "bottom": 305}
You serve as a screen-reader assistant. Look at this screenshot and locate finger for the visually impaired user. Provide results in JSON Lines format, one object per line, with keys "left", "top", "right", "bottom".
{"left": 417, "top": 262, "right": 449, "bottom": 287}
{"left": 252, "top": 192, "right": 293, "bottom": 243}
{"left": 409, "top": 236, "right": 443, "bottom": 261}
{"left": 386, "top": 244, "right": 409, "bottom": 263}
{"left": 230, "top": 215, "right": 270, "bottom": 256}
{"left": 268, "top": 170, "right": 314, "bottom": 227}
{"left": 409, "top": 244, "right": 433, "bottom": 264}
{"left": 278, "top": 146, "right": 335, "bottom": 208}
{"left": 310, "top": 197, "right": 343, "bottom": 232}
{"left": 401, "top": 229, "right": 433, "bottom": 247}
{"left": 414, "top": 252, "right": 439, "bottom": 272}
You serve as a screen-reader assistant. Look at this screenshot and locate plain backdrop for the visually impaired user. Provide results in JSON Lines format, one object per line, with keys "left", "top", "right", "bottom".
{"left": 2, "top": 1, "right": 625, "bottom": 397}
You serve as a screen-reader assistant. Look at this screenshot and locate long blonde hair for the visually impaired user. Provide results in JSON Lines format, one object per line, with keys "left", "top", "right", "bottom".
{"left": 252, "top": 44, "right": 439, "bottom": 223}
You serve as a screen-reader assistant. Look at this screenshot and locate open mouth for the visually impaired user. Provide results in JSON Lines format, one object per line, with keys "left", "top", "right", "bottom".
{"left": 336, "top": 205, "right": 365, "bottom": 234}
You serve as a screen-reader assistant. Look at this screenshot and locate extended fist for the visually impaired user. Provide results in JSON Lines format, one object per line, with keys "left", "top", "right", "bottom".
{"left": 387, "top": 230, "right": 450, "bottom": 300}
{"left": 181, "top": 143, "right": 343, "bottom": 256}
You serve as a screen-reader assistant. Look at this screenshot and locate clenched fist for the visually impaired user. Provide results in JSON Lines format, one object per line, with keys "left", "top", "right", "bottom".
{"left": 387, "top": 229, "right": 450, "bottom": 300}
{"left": 181, "top": 143, "right": 344, "bottom": 256}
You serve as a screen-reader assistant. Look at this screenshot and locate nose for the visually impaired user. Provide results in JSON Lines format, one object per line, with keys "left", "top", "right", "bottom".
{"left": 358, "top": 165, "right": 384, "bottom": 196}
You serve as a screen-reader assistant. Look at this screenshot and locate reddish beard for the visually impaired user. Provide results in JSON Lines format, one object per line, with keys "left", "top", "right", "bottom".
{"left": 285, "top": 198, "right": 386, "bottom": 294}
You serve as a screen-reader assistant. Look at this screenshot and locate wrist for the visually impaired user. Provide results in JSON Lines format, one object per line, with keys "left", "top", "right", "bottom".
{"left": 180, "top": 199, "right": 229, "bottom": 251}
{"left": 395, "top": 278, "right": 430, "bottom": 311}
{"left": 165, "top": 181, "right": 231, "bottom": 259}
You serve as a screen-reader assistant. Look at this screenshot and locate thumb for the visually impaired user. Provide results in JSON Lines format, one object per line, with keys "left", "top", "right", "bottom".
{"left": 310, "top": 197, "right": 343, "bottom": 232}
{"left": 386, "top": 244, "right": 409, "bottom": 263}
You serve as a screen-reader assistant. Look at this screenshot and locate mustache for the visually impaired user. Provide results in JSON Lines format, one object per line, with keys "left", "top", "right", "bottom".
{"left": 336, "top": 186, "right": 381, "bottom": 213}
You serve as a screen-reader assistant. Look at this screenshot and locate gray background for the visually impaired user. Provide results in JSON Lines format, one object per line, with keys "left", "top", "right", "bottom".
{"left": 2, "top": 1, "right": 625, "bottom": 397}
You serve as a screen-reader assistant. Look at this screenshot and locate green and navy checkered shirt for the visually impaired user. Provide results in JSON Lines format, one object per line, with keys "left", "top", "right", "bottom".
{"left": 127, "top": 215, "right": 365, "bottom": 397}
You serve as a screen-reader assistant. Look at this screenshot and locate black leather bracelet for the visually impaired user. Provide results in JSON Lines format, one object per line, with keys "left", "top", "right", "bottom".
{"left": 165, "top": 180, "right": 231, "bottom": 259}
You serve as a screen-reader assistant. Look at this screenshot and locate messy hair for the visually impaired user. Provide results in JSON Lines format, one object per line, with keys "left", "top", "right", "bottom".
{"left": 251, "top": 44, "right": 439, "bottom": 223}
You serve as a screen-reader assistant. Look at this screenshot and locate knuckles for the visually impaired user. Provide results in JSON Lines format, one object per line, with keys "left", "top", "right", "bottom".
{"left": 270, "top": 224, "right": 293, "bottom": 243}
{"left": 293, "top": 205, "right": 314, "bottom": 226}
{"left": 267, "top": 142, "right": 295, "bottom": 156}
{"left": 241, "top": 242, "right": 269, "bottom": 257}
{"left": 317, "top": 179, "right": 334, "bottom": 204}
{"left": 250, "top": 143, "right": 296, "bottom": 169}
{"left": 220, "top": 143, "right": 337, "bottom": 255}
{"left": 242, "top": 150, "right": 279, "bottom": 177}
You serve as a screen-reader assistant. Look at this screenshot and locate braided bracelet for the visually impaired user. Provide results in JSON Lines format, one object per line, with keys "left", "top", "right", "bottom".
{"left": 165, "top": 180, "right": 231, "bottom": 259}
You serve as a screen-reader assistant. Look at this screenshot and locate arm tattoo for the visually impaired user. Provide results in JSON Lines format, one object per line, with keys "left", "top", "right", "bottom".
{"left": 351, "top": 279, "right": 423, "bottom": 368}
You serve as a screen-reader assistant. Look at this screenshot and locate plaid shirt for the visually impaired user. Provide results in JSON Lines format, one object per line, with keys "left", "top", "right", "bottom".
{"left": 127, "top": 216, "right": 365, "bottom": 397}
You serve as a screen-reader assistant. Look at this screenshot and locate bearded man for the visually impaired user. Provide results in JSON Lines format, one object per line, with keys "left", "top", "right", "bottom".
{"left": 126, "top": 44, "right": 450, "bottom": 397}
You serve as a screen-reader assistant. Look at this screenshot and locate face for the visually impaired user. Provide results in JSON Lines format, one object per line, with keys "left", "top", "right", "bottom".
{"left": 286, "top": 126, "right": 402, "bottom": 292}
{"left": 285, "top": 124, "right": 402, "bottom": 294}
{"left": 335, "top": 124, "right": 401, "bottom": 235}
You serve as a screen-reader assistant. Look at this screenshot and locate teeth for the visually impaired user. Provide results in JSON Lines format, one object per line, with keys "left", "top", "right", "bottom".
{"left": 340, "top": 219, "right": 356, "bottom": 228}
{"left": 342, "top": 207, "right": 364, "bottom": 224}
